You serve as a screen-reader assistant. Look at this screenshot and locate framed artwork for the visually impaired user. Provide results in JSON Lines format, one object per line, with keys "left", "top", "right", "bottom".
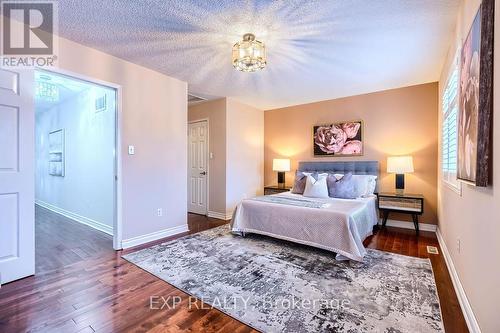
{"left": 313, "top": 120, "right": 363, "bottom": 156}
{"left": 457, "top": 0, "right": 494, "bottom": 186}
{"left": 48, "top": 129, "right": 65, "bottom": 177}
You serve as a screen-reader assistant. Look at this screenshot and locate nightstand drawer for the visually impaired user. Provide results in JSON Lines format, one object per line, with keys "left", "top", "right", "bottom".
{"left": 377, "top": 192, "right": 424, "bottom": 235}
{"left": 378, "top": 197, "right": 423, "bottom": 213}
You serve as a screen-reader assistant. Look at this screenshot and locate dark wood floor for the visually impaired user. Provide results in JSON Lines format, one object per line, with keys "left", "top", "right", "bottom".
{"left": 0, "top": 212, "right": 468, "bottom": 333}
{"left": 35, "top": 205, "right": 113, "bottom": 273}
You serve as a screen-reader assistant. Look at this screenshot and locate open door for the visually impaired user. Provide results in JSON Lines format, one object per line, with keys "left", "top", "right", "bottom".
{"left": 0, "top": 68, "right": 35, "bottom": 284}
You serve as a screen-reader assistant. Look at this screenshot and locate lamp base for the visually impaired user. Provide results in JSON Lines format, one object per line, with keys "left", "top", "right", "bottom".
{"left": 277, "top": 171, "right": 285, "bottom": 188}
{"left": 395, "top": 174, "right": 405, "bottom": 194}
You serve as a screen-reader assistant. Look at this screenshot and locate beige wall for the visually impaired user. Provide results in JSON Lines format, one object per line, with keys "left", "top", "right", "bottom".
{"left": 188, "top": 98, "right": 227, "bottom": 214}
{"left": 188, "top": 98, "right": 264, "bottom": 216}
{"left": 226, "top": 98, "right": 264, "bottom": 213}
{"left": 265, "top": 83, "right": 439, "bottom": 225}
{"left": 56, "top": 37, "right": 188, "bottom": 241}
{"left": 438, "top": 0, "right": 500, "bottom": 332}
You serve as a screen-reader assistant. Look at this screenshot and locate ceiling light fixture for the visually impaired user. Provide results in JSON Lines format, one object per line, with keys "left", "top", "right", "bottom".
{"left": 232, "top": 33, "right": 266, "bottom": 72}
{"left": 35, "top": 81, "right": 59, "bottom": 102}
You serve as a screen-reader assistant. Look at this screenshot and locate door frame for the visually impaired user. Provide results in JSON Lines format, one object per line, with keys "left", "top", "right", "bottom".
{"left": 34, "top": 67, "right": 123, "bottom": 250}
{"left": 188, "top": 118, "right": 209, "bottom": 216}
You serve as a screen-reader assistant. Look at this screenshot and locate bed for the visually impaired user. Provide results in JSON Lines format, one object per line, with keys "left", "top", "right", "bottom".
{"left": 231, "top": 161, "right": 379, "bottom": 261}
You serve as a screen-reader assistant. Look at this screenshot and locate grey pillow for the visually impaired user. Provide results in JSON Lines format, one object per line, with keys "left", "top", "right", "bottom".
{"left": 291, "top": 171, "right": 308, "bottom": 194}
{"left": 326, "top": 174, "right": 338, "bottom": 196}
{"left": 291, "top": 171, "right": 324, "bottom": 194}
{"left": 328, "top": 172, "right": 362, "bottom": 199}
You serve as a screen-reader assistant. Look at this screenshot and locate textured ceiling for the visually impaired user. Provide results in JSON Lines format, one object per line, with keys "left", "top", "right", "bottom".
{"left": 57, "top": 0, "right": 460, "bottom": 110}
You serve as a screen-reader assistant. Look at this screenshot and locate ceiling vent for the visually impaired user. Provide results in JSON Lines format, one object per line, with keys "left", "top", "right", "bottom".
{"left": 188, "top": 94, "right": 206, "bottom": 103}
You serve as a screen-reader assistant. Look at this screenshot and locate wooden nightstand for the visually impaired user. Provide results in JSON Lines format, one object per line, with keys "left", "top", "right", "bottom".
{"left": 377, "top": 192, "right": 424, "bottom": 235}
{"left": 264, "top": 185, "right": 292, "bottom": 195}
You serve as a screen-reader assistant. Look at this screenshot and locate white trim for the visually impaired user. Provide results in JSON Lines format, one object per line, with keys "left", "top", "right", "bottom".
{"left": 121, "top": 224, "right": 189, "bottom": 249}
{"left": 35, "top": 200, "right": 113, "bottom": 235}
{"left": 188, "top": 118, "right": 209, "bottom": 216}
{"left": 208, "top": 211, "right": 233, "bottom": 221}
{"left": 443, "top": 179, "right": 463, "bottom": 196}
{"left": 114, "top": 86, "right": 123, "bottom": 250}
{"left": 380, "top": 219, "right": 437, "bottom": 232}
{"left": 436, "top": 227, "right": 481, "bottom": 333}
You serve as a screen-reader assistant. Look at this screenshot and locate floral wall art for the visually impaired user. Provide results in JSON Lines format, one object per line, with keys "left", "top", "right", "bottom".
{"left": 457, "top": 1, "right": 494, "bottom": 187}
{"left": 313, "top": 121, "right": 363, "bottom": 156}
{"left": 458, "top": 8, "right": 480, "bottom": 184}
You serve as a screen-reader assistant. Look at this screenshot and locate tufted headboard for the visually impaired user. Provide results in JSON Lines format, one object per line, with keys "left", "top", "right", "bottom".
{"left": 297, "top": 161, "right": 380, "bottom": 192}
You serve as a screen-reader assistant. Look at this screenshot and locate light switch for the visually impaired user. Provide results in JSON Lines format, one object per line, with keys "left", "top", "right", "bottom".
{"left": 209, "top": 152, "right": 214, "bottom": 159}
{"left": 128, "top": 145, "right": 135, "bottom": 155}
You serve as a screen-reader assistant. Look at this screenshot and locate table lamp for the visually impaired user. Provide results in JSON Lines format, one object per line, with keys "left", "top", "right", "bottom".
{"left": 387, "top": 156, "right": 414, "bottom": 194}
{"left": 273, "top": 159, "right": 291, "bottom": 188}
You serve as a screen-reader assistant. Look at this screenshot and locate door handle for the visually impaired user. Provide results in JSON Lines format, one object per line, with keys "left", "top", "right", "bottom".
{"left": 200, "top": 171, "right": 207, "bottom": 175}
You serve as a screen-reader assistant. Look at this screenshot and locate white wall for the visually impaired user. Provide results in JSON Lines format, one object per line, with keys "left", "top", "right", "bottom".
{"left": 53, "top": 36, "right": 188, "bottom": 243}
{"left": 225, "top": 98, "right": 264, "bottom": 214}
{"left": 438, "top": 1, "right": 500, "bottom": 332}
{"left": 35, "top": 85, "right": 116, "bottom": 232}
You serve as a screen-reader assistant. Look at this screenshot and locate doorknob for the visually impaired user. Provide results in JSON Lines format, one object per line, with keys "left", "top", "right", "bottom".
{"left": 200, "top": 171, "right": 207, "bottom": 175}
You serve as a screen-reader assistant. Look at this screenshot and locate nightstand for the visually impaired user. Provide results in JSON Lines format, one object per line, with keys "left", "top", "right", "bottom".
{"left": 264, "top": 185, "right": 292, "bottom": 195}
{"left": 377, "top": 192, "right": 424, "bottom": 235}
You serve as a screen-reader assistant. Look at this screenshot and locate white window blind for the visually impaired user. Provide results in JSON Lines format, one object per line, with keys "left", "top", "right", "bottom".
{"left": 442, "top": 57, "right": 460, "bottom": 189}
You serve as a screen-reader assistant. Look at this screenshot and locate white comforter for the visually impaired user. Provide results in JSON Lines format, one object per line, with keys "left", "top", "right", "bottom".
{"left": 230, "top": 192, "right": 378, "bottom": 261}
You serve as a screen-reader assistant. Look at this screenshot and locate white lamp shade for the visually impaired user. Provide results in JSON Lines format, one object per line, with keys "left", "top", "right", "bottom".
{"left": 273, "top": 159, "right": 291, "bottom": 172}
{"left": 387, "top": 156, "right": 414, "bottom": 174}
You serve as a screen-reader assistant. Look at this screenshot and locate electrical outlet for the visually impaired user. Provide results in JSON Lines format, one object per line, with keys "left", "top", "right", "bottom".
{"left": 157, "top": 208, "right": 163, "bottom": 217}
{"left": 457, "top": 238, "right": 461, "bottom": 254}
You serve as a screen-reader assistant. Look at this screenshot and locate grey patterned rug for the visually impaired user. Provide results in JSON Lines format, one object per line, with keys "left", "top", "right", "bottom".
{"left": 123, "top": 225, "right": 444, "bottom": 332}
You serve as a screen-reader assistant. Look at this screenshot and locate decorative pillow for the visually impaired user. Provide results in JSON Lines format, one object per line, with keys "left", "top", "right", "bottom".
{"left": 326, "top": 174, "right": 339, "bottom": 196}
{"left": 328, "top": 173, "right": 364, "bottom": 199}
{"left": 333, "top": 174, "right": 377, "bottom": 197}
{"left": 333, "top": 173, "right": 344, "bottom": 181}
{"left": 303, "top": 173, "right": 329, "bottom": 198}
{"left": 365, "top": 176, "right": 377, "bottom": 196}
{"left": 291, "top": 171, "right": 323, "bottom": 194}
{"left": 291, "top": 171, "right": 308, "bottom": 194}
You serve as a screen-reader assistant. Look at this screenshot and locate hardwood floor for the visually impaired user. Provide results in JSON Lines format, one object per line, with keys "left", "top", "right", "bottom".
{"left": 0, "top": 212, "right": 468, "bottom": 333}
{"left": 35, "top": 205, "right": 113, "bottom": 273}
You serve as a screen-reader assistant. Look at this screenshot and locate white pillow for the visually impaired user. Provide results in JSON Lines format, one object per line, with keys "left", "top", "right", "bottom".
{"left": 303, "top": 173, "right": 329, "bottom": 198}
{"left": 333, "top": 174, "right": 377, "bottom": 197}
{"left": 365, "top": 176, "right": 377, "bottom": 196}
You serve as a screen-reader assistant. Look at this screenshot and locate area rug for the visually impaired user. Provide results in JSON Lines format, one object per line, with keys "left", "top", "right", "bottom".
{"left": 123, "top": 225, "right": 444, "bottom": 332}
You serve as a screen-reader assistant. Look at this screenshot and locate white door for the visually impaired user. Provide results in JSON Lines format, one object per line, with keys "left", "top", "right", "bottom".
{"left": 0, "top": 69, "right": 35, "bottom": 284}
{"left": 188, "top": 121, "right": 208, "bottom": 215}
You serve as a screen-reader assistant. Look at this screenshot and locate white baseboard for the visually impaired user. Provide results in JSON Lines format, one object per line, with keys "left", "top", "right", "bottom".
{"left": 35, "top": 200, "right": 113, "bottom": 235}
{"left": 436, "top": 227, "right": 481, "bottom": 333}
{"left": 121, "top": 224, "right": 189, "bottom": 249}
{"left": 208, "top": 211, "right": 233, "bottom": 221}
{"left": 379, "top": 218, "right": 437, "bottom": 232}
